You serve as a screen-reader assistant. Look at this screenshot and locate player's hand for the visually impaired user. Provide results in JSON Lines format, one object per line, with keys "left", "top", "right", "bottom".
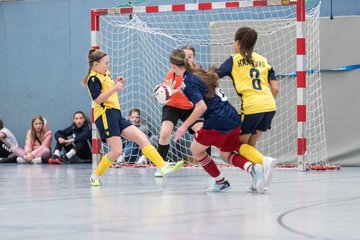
{"left": 115, "top": 76, "right": 125, "bottom": 90}
{"left": 165, "top": 79, "right": 176, "bottom": 92}
{"left": 58, "top": 137, "right": 65, "bottom": 144}
{"left": 174, "top": 125, "right": 186, "bottom": 141}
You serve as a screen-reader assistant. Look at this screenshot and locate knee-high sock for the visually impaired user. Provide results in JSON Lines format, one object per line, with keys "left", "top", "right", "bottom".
{"left": 199, "top": 155, "right": 225, "bottom": 183}
{"left": 157, "top": 143, "right": 170, "bottom": 162}
{"left": 239, "top": 144, "right": 264, "bottom": 164}
{"left": 142, "top": 145, "right": 166, "bottom": 167}
{"left": 95, "top": 154, "right": 113, "bottom": 176}
{"left": 228, "top": 153, "right": 253, "bottom": 174}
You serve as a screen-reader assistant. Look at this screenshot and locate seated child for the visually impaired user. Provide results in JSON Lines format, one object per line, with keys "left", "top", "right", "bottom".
{"left": 49, "top": 111, "right": 91, "bottom": 164}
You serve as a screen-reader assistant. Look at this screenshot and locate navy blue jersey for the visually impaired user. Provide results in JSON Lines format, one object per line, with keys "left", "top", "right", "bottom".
{"left": 55, "top": 123, "right": 91, "bottom": 144}
{"left": 182, "top": 71, "right": 240, "bottom": 132}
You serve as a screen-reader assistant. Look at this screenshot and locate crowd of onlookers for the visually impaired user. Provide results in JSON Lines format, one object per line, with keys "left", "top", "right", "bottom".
{"left": 0, "top": 111, "right": 92, "bottom": 164}
{"left": 0, "top": 108, "right": 157, "bottom": 165}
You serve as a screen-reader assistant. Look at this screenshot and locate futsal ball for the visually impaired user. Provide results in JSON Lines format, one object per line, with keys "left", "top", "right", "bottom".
{"left": 153, "top": 84, "right": 172, "bottom": 104}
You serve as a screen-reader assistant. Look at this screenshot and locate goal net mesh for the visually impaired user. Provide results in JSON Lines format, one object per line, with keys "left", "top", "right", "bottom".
{"left": 97, "top": 1, "right": 327, "bottom": 167}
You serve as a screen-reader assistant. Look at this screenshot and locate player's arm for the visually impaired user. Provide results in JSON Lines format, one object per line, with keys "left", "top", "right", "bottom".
{"left": 268, "top": 68, "right": 278, "bottom": 98}
{"left": 88, "top": 76, "right": 124, "bottom": 105}
{"left": 175, "top": 100, "right": 206, "bottom": 141}
{"left": 175, "top": 80, "right": 206, "bottom": 141}
{"left": 216, "top": 57, "right": 233, "bottom": 80}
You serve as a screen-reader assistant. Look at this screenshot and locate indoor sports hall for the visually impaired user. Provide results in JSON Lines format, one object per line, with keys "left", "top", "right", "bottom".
{"left": 0, "top": 0, "right": 359, "bottom": 239}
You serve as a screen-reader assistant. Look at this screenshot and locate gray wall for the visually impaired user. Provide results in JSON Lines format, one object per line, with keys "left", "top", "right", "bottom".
{"left": 0, "top": 0, "right": 360, "bottom": 165}
{"left": 320, "top": 16, "right": 360, "bottom": 166}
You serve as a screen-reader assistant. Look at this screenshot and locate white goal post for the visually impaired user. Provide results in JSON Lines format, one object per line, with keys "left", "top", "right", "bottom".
{"left": 90, "top": 0, "right": 329, "bottom": 171}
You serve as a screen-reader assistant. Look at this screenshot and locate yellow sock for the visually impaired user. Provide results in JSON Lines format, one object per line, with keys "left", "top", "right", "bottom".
{"left": 239, "top": 144, "right": 264, "bottom": 164}
{"left": 95, "top": 154, "right": 113, "bottom": 176}
{"left": 142, "top": 145, "right": 166, "bottom": 167}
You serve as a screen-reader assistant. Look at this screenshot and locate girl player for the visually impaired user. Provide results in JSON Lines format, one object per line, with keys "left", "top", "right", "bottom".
{"left": 82, "top": 49, "right": 183, "bottom": 186}
{"left": 171, "top": 48, "right": 271, "bottom": 193}
{"left": 217, "top": 27, "right": 278, "bottom": 147}
{"left": 216, "top": 27, "right": 277, "bottom": 191}
{"left": 155, "top": 45, "right": 210, "bottom": 177}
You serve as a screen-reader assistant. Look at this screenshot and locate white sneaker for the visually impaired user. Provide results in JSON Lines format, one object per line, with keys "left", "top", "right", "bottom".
{"left": 263, "top": 157, "right": 276, "bottom": 187}
{"left": 16, "top": 157, "right": 27, "bottom": 164}
{"left": 206, "top": 180, "right": 231, "bottom": 192}
{"left": 250, "top": 164, "right": 266, "bottom": 194}
{"left": 116, "top": 154, "right": 124, "bottom": 164}
{"left": 247, "top": 185, "right": 268, "bottom": 193}
{"left": 154, "top": 168, "right": 163, "bottom": 177}
{"left": 136, "top": 155, "right": 147, "bottom": 164}
{"left": 90, "top": 174, "right": 102, "bottom": 186}
{"left": 32, "top": 157, "right": 42, "bottom": 164}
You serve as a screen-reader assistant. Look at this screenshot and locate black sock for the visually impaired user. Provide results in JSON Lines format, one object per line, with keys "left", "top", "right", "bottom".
{"left": 157, "top": 143, "right": 170, "bottom": 162}
{"left": 206, "top": 147, "right": 212, "bottom": 157}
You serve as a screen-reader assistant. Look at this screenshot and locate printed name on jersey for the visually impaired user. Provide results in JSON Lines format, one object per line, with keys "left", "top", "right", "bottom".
{"left": 237, "top": 59, "right": 266, "bottom": 68}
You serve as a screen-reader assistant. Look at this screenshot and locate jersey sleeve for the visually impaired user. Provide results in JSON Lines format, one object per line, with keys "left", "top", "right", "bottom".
{"left": 87, "top": 76, "right": 102, "bottom": 100}
{"left": 182, "top": 78, "right": 203, "bottom": 105}
{"left": 268, "top": 68, "right": 276, "bottom": 81}
{"left": 217, "top": 57, "right": 233, "bottom": 78}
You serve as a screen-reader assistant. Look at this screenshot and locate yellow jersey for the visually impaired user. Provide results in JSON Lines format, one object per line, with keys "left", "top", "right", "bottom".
{"left": 218, "top": 52, "right": 276, "bottom": 114}
{"left": 87, "top": 69, "right": 120, "bottom": 120}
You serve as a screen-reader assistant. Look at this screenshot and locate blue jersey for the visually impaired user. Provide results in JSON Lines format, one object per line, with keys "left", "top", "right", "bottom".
{"left": 182, "top": 71, "right": 241, "bottom": 132}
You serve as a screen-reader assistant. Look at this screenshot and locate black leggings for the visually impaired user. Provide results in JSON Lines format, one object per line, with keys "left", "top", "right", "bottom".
{"left": 54, "top": 141, "right": 92, "bottom": 160}
{"left": 0, "top": 140, "right": 12, "bottom": 158}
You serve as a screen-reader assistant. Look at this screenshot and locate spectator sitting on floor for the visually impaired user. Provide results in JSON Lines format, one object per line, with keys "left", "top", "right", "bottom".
{"left": 0, "top": 118, "right": 18, "bottom": 163}
{"left": 12, "top": 115, "right": 52, "bottom": 164}
{"left": 49, "top": 111, "right": 92, "bottom": 164}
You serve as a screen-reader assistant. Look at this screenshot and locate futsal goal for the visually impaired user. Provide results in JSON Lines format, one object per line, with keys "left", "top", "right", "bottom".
{"left": 90, "top": 0, "right": 330, "bottom": 171}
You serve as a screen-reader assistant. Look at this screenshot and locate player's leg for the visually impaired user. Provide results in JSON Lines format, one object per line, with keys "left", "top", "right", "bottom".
{"left": 122, "top": 125, "right": 183, "bottom": 176}
{"left": 90, "top": 109, "right": 124, "bottom": 186}
{"left": 192, "top": 128, "right": 230, "bottom": 192}
{"left": 90, "top": 136, "right": 123, "bottom": 186}
{"left": 158, "top": 120, "right": 175, "bottom": 161}
{"left": 191, "top": 140, "right": 230, "bottom": 192}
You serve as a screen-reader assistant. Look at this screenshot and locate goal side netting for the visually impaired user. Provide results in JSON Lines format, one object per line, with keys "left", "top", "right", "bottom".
{"left": 92, "top": 1, "right": 328, "bottom": 169}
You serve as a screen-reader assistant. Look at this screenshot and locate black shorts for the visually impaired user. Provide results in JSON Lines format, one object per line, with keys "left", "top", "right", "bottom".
{"left": 240, "top": 111, "right": 276, "bottom": 135}
{"left": 162, "top": 105, "right": 203, "bottom": 134}
{"left": 95, "top": 108, "right": 132, "bottom": 142}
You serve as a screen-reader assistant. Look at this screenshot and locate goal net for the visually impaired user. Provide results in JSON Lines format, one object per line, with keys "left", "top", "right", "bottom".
{"left": 92, "top": 0, "right": 328, "bottom": 169}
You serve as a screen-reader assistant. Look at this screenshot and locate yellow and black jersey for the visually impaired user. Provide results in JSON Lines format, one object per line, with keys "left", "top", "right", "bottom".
{"left": 218, "top": 52, "right": 276, "bottom": 115}
{"left": 87, "top": 69, "right": 120, "bottom": 120}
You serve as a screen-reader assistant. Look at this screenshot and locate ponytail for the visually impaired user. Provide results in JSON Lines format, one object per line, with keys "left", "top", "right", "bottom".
{"left": 81, "top": 48, "right": 107, "bottom": 85}
{"left": 234, "top": 27, "right": 257, "bottom": 66}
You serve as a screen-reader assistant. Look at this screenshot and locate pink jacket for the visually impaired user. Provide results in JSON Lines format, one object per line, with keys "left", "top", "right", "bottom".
{"left": 24, "top": 123, "right": 52, "bottom": 156}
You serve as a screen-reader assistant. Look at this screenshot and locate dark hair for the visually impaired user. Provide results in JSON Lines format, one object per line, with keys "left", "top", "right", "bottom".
{"left": 181, "top": 45, "right": 196, "bottom": 57}
{"left": 129, "top": 108, "right": 140, "bottom": 116}
{"left": 234, "top": 27, "right": 257, "bottom": 66}
{"left": 81, "top": 48, "right": 108, "bottom": 85}
{"left": 73, "top": 111, "right": 91, "bottom": 125}
{"left": 170, "top": 49, "right": 218, "bottom": 98}
{"left": 0, "top": 119, "right": 3, "bottom": 129}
